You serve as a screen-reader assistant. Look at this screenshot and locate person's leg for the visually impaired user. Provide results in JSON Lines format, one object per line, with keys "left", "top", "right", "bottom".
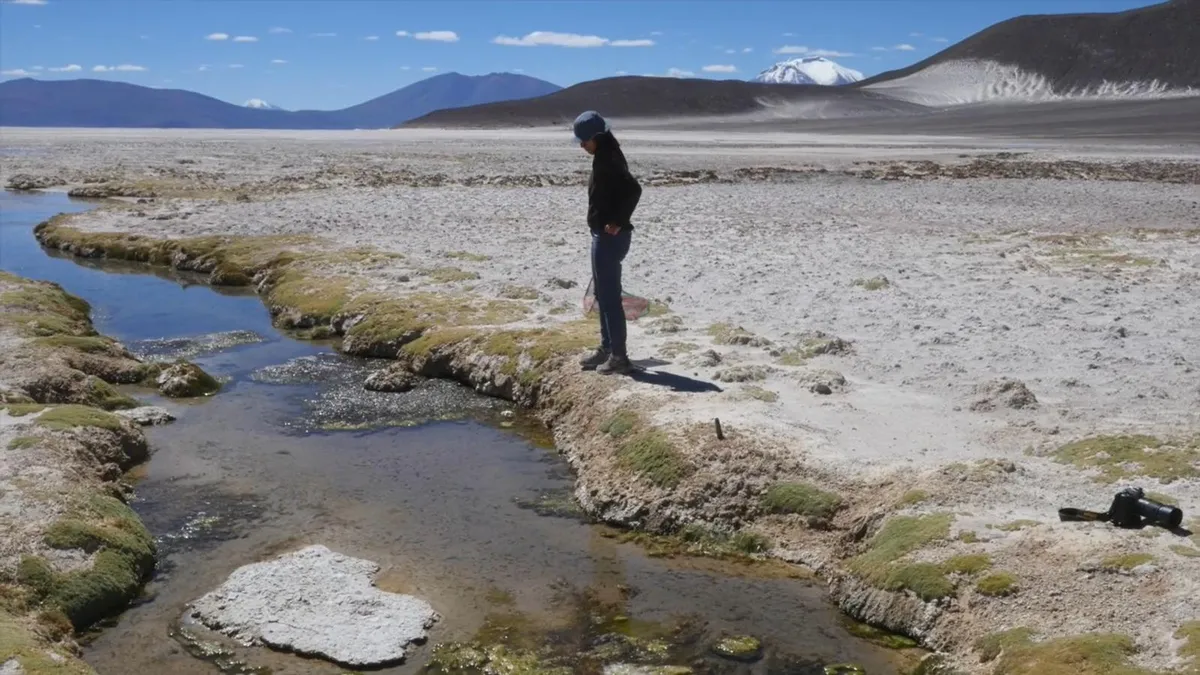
{"left": 580, "top": 232, "right": 611, "bottom": 368}
{"left": 595, "top": 229, "right": 633, "bottom": 373}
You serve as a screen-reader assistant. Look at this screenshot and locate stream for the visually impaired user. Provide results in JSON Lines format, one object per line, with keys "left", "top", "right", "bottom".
{"left": 0, "top": 190, "right": 913, "bottom": 674}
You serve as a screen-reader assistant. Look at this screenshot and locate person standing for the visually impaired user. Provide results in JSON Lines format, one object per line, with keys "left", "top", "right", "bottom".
{"left": 573, "top": 110, "right": 642, "bottom": 375}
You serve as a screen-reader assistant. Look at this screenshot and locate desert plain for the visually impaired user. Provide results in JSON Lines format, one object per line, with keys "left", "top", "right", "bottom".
{"left": 2, "top": 123, "right": 1199, "bottom": 674}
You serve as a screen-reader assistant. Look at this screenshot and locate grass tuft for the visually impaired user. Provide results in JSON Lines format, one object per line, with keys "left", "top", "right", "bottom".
{"left": 761, "top": 482, "right": 843, "bottom": 519}
{"left": 941, "top": 554, "right": 992, "bottom": 575}
{"left": 616, "top": 430, "right": 692, "bottom": 488}
{"left": 976, "top": 572, "right": 1019, "bottom": 597}
{"left": 1099, "top": 553, "right": 1154, "bottom": 571}
{"left": 34, "top": 405, "right": 126, "bottom": 432}
{"left": 1053, "top": 434, "right": 1200, "bottom": 484}
{"left": 848, "top": 513, "right": 954, "bottom": 600}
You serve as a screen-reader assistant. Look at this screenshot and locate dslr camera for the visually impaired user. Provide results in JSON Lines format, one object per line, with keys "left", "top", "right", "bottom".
{"left": 1109, "top": 487, "right": 1183, "bottom": 529}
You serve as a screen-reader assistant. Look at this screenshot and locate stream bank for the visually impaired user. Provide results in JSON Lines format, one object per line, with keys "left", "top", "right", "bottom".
{"left": 1, "top": 191, "right": 918, "bottom": 674}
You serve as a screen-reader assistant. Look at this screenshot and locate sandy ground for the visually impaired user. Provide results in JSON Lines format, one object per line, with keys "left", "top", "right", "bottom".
{"left": 3, "top": 127, "right": 1199, "bottom": 673}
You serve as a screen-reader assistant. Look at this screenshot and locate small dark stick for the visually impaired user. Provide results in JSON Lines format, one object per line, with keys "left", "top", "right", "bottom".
{"left": 714, "top": 417, "right": 724, "bottom": 441}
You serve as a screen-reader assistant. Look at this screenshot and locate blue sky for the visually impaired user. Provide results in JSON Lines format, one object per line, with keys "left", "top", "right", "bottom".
{"left": 1, "top": 0, "right": 1155, "bottom": 110}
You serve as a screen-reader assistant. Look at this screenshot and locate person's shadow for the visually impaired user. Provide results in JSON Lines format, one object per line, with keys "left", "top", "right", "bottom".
{"left": 627, "top": 359, "right": 723, "bottom": 394}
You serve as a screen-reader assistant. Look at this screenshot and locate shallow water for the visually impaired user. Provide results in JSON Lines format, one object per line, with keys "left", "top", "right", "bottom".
{"left": 0, "top": 191, "right": 911, "bottom": 674}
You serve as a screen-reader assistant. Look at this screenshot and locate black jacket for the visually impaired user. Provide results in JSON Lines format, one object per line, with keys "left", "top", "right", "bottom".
{"left": 587, "top": 133, "right": 642, "bottom": 234}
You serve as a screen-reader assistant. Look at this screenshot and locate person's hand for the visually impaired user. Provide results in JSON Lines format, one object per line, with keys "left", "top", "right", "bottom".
{"left": 604, "top": 224, "right": 621, "bottom": 235}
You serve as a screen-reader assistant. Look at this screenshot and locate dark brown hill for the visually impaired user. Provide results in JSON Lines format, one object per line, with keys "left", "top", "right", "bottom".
{"left": 857, "top": 0, "right": 1200, "bottom": 91}
{"left": 399, "top": 76, "right": 924, "bottom": 129}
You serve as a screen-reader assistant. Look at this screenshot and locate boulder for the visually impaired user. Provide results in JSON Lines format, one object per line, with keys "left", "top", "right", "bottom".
{"left": 189, "top": 545, "right": 439, "bottom": 668}
{"left": 114, "top": 406, "right": 176, "bottom": 426}
{"left": 970, "top": 378, "right": 1038, "bottom": 412}
{"left": 364, "top": 364, "right": 421, "bottom": 393}
{"left": 156, "top": 362, "right": 221, "bottom": 398}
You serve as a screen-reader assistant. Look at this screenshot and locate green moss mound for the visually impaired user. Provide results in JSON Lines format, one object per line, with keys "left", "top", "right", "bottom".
{"left": 33, "top": 405, "right": 126, "bottom": 432}
{"left": 941, "top": 554, "right": 992, "bottom": 575}
{"left": 616, "top": 430, "right": 692, "bottom": 488}
{"left": 991, "top": 633, "right": 1163, "bottom": 675}
{"left": 19, "top": 494, "right": 155, "bottom": 630}
{"left": 976, "top": 572, "right": 1019, "bottom": 597}
{"left": 847, "top": 513, "right": 955, "bottom": 600}
{"left": 1053, "top": 434, "right": 1200, "bottom": 484}
{"left": 761, "top": 482, "right": 843, "bottom": 519}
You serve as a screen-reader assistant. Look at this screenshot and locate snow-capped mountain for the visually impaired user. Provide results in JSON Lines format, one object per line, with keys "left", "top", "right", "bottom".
{"left": 243, "top": 98, "right": 282, "bottom": 110}
{"left": 753, "top": 57, "right": 864, "bottom": 86}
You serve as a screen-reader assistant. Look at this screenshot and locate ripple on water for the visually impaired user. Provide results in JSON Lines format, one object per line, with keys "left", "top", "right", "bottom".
{"left": 129, "top": 329, "right": 267, "bottom": 362}
{"left": 251, "top": 353, "right": 505, "bottom": 433}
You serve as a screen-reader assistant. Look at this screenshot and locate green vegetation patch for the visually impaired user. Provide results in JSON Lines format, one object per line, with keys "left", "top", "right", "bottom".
{"left": 852, "top": 276, "right": 891, "bottom": 291}
{"left": 6, "top": 436, "right": 40, "bottom": 451}
{"left": 707, "top": 322, "right": 770, "bottom": 347}
{"left": 33, "top": 405, "right": 126, "bottom": 433}
{"left": 444, "top": 251, "right": 491, "bottom": 262}
{"left": 990, "top": 633, "right": 1163, "bottom": 675}
{"left": 611, "top": 524, "right": 770, "bottom": 561}
{"left": 898, "top": 490, "right": 930, "bottom": 506}
{"left": 87, "top": 378, "right": 139, "bottom": 410}
{"left": 847, "top": 513, "right": 955, "bottom": 600}
{"left": 600, "top": 410, "right": 640, "bottom": 439}
{"left": 842, "top": 618, "right": 919, "bottom": 650}
{"left": 349, "top": 293, "right": 530, "bottom": 353}
{"left": 760, "top": 482, "right": 843, "bottom": 519}
{"left": 976, "top": 627, "right": 1036, "bottom": 663}
{"left": 975, "top": 572, "right": 1019, "bottom": 597}
{"left": 32, "top": 334, "right": 118, "bottom": 354}
{"left": 423, "top": 266, "right": 481, "bottom": 284}
{"left": 18, "top": 493, "right": 155, "bottom": 629}
{"left": 1170, "top": 545, "right": 1200, "bottom": 558}
{"left": 1099, "top": 553, "right": 1154, "bottom": 571}
{"left": 776, "top": 335, "right": 852, "bottom": 366}
{"left": 742, "top": 385, "right": 778, "bottom": 403}
{"left": 941, "top": 554, "right": 992, "bottom": 576}
{"left": 996, "top": 519, "right": 1041, "bottom": 532}
{"left": 1177, "top": 621, "right": 1200, "bottom": 672}
{"left": 499, "top": 284, "right": 541, "bottom": 300}
{"left": 1053, "top": 434, "right": 1200, "bottom": 484}
{"left": 616, "top": 429, "right": 692, "bottom": 489}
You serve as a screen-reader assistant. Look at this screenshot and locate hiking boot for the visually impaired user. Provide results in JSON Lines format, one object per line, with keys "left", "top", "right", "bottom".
{"left": 596, "top": 354, "right": 633, "bottom": 375}
{"left": 579, "top": 347, "right": 610, "bottom": 370}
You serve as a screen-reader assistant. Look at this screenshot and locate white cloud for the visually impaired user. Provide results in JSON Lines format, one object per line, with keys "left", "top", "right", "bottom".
{"left": 92, "top": 64, "right": 147, "bottom": 72}
{"left": 269, "top": 27, "right": 292, "bottom": 34}
{"left": 395, "top": 30, "right": 409, "bottom": 37}
{"left": 414, "top": 31, "right": 458, "bottom": 42}
{"left": 743, "top": 47, "right": 753, "bottom": 53}
{"left": 615, "top": 70, "right": 628, "bottom": 76}
{"left": 909, "top": 32, "right": 924, "bottom": 37}
{"left": 932, "top": 37, "right": 949, "bottom": 43}
{"left": 871, "top": 46, "right": 888, "bottom": 51}
{"left": 493, "top": 31, "right": 606, "bottom": 47}
{"left": 6, "top": 0, "right": 48, "bottom": 5}
{"left": 773, "top": 45, "right": 854, "bottom": 57}
{"left": 724, "top": 48, "right": 735, "bottom": 54}
{"left": 1, "top": 68, "right": 35, "bottom": 76}
{"left": 229, "top": 64, "right": 244, "bottom": 68}
{"left": 311, "top": 32, "right": 337, "bottom": 37}
{"left": 649, "top": 31, "right": 663, "bottom": 36}
{"left": 400, "top": 65, "right": 411, "bottom": 70}
{"left": 198, "top": 65, "right": 210, "bottom": 71}
{"left": 364, "top": 35, "right": 379, "bottom": 41}
{"left": 492, "top": 31, "right": 653, "bottom": 48}
{"left": 31, "top": 65, "right": 43, "bottom": 70}
{"left": 271, "top": 58, "right": 287, "bottom": 64}
{"left": 49, "top": 64, "right": 82, "bottom": 72}
{"left": 422, "top": 66, "right": 438, "bottom": 72}
{"left": 894, "top": 43, "right": 916, "bottom": 51}
{"left": 702, "top": 64, "right": 737, "bottom": 73}
{"left": 666, "top": 67, "right": 693, "bottom": 78}
{"left": 233, "top": 35, "right": 258, "bottom": 42}
{"left": 206, "top": 32, "right": 229, "bottom": 41}
{"left": 513, "top": 68, "right": 524, "bottom": 73}
{"left": 782, "top": 32, "right": 794, "bottom": 37}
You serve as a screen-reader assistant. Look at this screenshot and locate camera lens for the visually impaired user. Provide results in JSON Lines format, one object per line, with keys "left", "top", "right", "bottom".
{"left": 1137, "top": 497, "right": 1183, "bottom": 529}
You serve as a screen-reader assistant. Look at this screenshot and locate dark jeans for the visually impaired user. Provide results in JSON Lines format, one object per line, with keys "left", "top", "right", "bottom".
{"left": 591, "top": 227, "right": 632, "bottom": 358}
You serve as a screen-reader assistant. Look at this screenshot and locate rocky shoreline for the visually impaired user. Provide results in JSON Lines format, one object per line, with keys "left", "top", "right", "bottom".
{"left": 5, "top": 128, "right": 1200, "bottom": 674}
{"left": 28, "top": 204, "right": 1200, "bottom": 674}
{"left": 0, "top": 271, "right": 223, "bottom": 674}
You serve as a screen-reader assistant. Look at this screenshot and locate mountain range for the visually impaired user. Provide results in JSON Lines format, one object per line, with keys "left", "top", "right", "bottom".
{"left": 409, "top": 0, "right": 1199, "bottom": 128}
{"left": 0, "top": 72, "right": 561, "bottom": 129}
{"left": 1, "top": 0, "right": 1196, "bottom": 130}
